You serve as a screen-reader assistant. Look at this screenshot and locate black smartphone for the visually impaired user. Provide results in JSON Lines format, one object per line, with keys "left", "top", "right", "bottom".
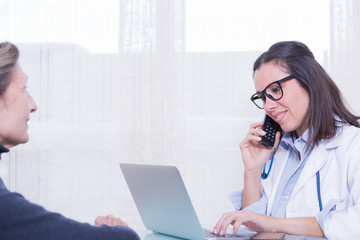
{"left": 260, "top": 115, "right": 282, "bottom": 148}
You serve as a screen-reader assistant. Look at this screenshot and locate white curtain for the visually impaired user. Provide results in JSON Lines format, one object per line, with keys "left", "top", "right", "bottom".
{"left": 0, "top": 0, "right": 359, "bottom": 230}
{"left": 330, "top": 0, "right": 360, "bottom": 114}
{"left": 0, "top": 0, "right": 194, "bottom": 228}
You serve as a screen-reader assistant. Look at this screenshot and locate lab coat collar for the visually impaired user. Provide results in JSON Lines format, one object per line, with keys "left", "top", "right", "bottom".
{"left": 280, "top": 125, "right": 343, "bottom": 155}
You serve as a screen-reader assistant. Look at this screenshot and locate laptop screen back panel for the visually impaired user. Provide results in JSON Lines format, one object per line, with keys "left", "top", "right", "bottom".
{"left": 120, "top": 163, "right": 205, "bottom": 240}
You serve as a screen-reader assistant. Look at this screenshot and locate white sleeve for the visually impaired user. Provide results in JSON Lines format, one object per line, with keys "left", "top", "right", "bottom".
{"left": 228, "top": 189, "right": 268, "bottom": 215}
{"left": 320, "top": 142, "right": 360, "bottom": 240}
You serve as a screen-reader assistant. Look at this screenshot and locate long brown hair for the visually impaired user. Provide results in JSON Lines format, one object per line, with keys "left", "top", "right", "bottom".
{"left": 253, "top": 41, "right": 360, "bottom": 149}
{"left": 0, "top": 42, "right": 19, "bottom": 96}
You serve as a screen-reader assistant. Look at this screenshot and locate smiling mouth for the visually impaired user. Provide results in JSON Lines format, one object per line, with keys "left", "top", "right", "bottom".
{"left": 275, "top": 112, "right": 286, "bottom": 121}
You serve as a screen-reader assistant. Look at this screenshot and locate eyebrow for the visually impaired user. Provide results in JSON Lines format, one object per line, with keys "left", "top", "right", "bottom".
{"left": 256, "top": 75, "right": 295, "bottom": 93}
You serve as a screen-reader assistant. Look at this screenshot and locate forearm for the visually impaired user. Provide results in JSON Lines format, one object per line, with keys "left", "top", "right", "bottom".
{"left": 242, "top": 169, "right": 262, "bottom": 209}
{"left": 275, "top": 217, "right": 324, "bottom": 237}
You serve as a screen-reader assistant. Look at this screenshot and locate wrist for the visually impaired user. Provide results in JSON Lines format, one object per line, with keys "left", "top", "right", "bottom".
{"left": 273, "top": 217, "right": 284, "bottom": 233}
{"left": 244, "top": 168, "right": 262, "bottom": 178}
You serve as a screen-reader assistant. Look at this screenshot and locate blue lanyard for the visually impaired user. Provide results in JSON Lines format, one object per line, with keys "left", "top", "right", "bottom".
{"left": 261, "top": 153, "right": 275, "bottom": 179}
{"left": 316, "top": 170, "right": 323, "bottom": 211}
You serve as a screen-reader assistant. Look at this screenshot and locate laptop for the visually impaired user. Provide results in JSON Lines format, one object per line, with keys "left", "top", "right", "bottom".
{"left": 120, "top": 163, "right": 283, "bottom": 240}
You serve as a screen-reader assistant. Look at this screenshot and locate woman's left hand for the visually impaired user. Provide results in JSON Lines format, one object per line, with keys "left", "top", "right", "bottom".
{"left": 211, "top": 210, "right": 278, "bottom": 235}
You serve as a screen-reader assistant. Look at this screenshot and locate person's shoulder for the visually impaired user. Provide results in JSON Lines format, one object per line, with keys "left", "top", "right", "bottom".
{"left": 0, "top": 177, "right": 13, "bottom": 193}
{"left": 339, "top": 123, "right": 360, "bottom": 136}
{"left": 0, "top": 177, "right": 5, "bottom": 187}
{"left": 336, "top": 123, "right": 360, "bottom": 148}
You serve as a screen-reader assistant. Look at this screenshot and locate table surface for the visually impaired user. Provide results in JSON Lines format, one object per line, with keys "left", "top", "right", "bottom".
{"left": 136, "top": 229, "right": 327, "bottom": 240}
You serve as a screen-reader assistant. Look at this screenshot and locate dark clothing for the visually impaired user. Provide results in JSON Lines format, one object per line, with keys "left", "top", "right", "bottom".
{"left": 0, "top": 146, "right": 140, "bottom": 240}
{"left": 0, "top": 145, "right": 8, "bottom": 159}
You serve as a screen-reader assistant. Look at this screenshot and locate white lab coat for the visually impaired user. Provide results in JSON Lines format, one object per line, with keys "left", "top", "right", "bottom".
{"left": 261, "top": 123, "right": 360, "bottom": 239}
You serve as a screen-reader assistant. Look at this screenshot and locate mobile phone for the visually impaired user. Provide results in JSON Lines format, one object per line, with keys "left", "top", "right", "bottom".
{"left": 260, "top": 115, "right": 281, "bottom": 148}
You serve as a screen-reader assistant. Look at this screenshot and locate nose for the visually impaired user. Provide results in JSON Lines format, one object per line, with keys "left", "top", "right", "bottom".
{"left": 28, "top": 93, "right": 38, "bottom": 113}
{"left": 263, "top": 95, "right": 277, "bottom": 111}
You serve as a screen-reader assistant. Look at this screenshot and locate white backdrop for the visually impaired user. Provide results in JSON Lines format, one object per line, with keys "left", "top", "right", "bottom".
{"left": 0, "top": 0, "right": 359, "bottom": 231}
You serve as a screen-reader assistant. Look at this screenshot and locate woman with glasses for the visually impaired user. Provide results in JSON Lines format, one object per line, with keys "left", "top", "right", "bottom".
{"left": 211, "top": 41, "right": 360, "bottom": 239}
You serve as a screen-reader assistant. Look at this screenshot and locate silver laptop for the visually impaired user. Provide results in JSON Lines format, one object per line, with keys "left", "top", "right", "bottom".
{"left": 120, "top": 163, "right": 259, "bottom": 240}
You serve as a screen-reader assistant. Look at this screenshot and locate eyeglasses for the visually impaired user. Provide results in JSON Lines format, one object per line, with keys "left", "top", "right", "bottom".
{"left": 250, "top": 75, "right": 295, "bottom": 109}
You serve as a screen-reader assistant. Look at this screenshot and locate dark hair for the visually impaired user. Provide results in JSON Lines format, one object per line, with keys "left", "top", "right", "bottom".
{"left": 253, "top": 41, "right": 360, "bottom": 149}
{"left": 0, "top": 42, "right": 19, "bottom": 95}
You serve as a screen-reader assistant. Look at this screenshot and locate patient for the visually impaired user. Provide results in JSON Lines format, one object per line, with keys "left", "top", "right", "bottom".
{"left": 0, "top": 41, "right": 139, "bottom": 240}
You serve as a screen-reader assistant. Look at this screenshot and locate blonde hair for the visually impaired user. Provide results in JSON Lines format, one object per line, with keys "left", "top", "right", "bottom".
{"left": 0, "top": 42, "right": 19, "bottom": 95}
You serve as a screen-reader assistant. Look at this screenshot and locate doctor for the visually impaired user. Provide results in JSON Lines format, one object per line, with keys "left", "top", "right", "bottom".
{"left": 212, "top": 41, "right": 360, "bottom": 239}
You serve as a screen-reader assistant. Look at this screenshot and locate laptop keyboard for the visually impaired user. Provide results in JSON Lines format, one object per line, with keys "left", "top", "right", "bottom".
{"left": 203, "top": 228, "right": 244, "bottom": 238}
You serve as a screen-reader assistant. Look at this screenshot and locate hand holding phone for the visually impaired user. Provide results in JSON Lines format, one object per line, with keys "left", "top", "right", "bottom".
{"left": 260, "top": 115, "right": 281, "bottom": 148}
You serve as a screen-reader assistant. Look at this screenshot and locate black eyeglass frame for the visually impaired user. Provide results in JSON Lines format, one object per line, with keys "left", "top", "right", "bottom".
{"left": 250, "top": 75, "right": 295, "bottom": 109}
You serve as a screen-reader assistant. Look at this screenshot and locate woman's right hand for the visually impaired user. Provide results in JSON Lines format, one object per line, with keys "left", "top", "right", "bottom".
{"left": 240, "top": 121, "right": 280, "bottom": 173}
{"left": 240, "top": 121, "right": 281, "bottom": 209}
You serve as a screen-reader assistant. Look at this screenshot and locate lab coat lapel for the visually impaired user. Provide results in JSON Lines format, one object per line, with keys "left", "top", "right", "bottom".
{"left": 262, "top": 146, "right": 290, "bottom": 214}
{"left": 291, "top": 133, "right": 342, "bottom": 198}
